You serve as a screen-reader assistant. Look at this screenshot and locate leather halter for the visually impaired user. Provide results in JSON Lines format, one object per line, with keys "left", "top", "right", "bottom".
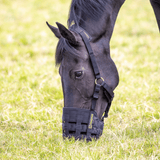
{"left": 69, "top": 25, "right": 114, "bottom": 120}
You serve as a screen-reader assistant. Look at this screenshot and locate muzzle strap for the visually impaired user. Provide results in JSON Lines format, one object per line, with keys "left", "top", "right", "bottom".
{"left": 101, "top": 81, "right": 114, "bottom": 100}
{"left": 91, "top": 83, "right": 101, "bottom": 111}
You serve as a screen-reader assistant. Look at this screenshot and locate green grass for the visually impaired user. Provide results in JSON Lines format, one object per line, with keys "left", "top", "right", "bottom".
{"left": 0, "top": 0, "right": 160, "bottom": 159}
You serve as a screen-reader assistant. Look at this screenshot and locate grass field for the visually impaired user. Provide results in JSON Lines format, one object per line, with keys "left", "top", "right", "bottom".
{"left": 0, "top": 0, "right": 160, "bottom": 159}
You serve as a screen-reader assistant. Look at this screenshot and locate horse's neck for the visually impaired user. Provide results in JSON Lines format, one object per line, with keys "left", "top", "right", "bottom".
{"left": 80, "top": 1, "right": 125, "bottom": 42}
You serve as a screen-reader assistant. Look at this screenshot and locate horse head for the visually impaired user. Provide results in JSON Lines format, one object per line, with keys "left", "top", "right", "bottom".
{"left": 46, "top": 0, "right": 125, "bottom": 141}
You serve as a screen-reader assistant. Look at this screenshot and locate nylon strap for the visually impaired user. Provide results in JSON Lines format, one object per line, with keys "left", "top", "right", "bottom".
{"left": 75, "top": 28, "right": 101, "bottom": 80}
{"left": 74, "top": 26, "right": 114, "bottom": 119}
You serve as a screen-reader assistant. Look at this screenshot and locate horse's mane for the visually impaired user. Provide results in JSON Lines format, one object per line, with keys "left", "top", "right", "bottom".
{"left": 56, "top": 0, "right": 109, "bottom": 65}
{"left": 68, "top": 0, "right": 107, "bottom": 27}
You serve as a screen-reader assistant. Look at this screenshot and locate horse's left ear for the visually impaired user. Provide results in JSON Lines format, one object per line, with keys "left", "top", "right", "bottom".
{"left": 46, "top": 21, "right": 61, "bottom": 39}
{"left": 56, "top": 22, "right": 77, "bottom": 45}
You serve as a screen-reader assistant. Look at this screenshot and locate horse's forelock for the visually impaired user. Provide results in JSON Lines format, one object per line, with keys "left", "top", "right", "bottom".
{"left": 55, "top": 38, "right": 65, "bottom": 65}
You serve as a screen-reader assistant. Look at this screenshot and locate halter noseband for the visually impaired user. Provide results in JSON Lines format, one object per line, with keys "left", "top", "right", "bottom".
{"left": 62, "top": 25, "right": 114, "bottom": 141}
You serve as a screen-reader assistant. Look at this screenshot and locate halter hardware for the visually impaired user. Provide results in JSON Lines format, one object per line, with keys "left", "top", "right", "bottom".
{"left": 95, "top": 77, "right": 104, "bottom": 85}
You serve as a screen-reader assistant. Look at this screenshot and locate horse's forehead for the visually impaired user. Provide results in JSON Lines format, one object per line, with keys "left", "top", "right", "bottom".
{"left": 62, "top": 48, "right": 88, "bottom": 64}
{"left": 61, "top": 53, "right": 89, "bottom": 72}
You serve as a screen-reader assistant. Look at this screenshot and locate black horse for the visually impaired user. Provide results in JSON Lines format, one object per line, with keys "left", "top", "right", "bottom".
{"left": 47, "top": 0, "right": 160, "bottom": 141}
{"left": 150, "top": 0, "right": 160, "bottom": 32}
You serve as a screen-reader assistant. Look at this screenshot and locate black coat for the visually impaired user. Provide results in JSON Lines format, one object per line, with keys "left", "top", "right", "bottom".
{"left": 150, "top": 0, "right": 160, "bottom": 32}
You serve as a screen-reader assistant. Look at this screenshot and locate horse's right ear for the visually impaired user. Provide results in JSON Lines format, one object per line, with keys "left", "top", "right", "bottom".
{"left": 46, "top": 21, "right": 61, "bottom": 39}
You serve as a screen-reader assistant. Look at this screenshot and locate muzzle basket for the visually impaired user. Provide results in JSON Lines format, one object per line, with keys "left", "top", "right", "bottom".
{"left": 62, "top": 107, "right": 104, "bottom": 141}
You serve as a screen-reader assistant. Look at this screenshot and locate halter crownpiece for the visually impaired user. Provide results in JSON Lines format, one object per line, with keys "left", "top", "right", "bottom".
{"left": 62, "top": 25, "right": 114, "bottom": 141}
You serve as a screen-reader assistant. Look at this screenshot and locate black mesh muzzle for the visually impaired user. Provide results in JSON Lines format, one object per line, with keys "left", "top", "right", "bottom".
{"left": 62, "top": 107, "right": 104, "bottom": 141}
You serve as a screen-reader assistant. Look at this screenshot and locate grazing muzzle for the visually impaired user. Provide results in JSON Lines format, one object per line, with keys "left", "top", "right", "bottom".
{"left": 62, "top": 108, "right": 104, "bottom": 141}
{"left": 62, "top": 25, "right": 114, "bottom": 141}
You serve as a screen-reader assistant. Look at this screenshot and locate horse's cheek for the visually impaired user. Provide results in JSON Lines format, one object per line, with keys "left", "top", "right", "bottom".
{"left": 85, "top": 79, "right": 94, "bottom": 98}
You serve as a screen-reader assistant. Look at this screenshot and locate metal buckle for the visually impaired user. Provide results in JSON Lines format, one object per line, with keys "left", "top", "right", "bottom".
{"left": 95, "top": 77, "right": 104, "bottom": 86}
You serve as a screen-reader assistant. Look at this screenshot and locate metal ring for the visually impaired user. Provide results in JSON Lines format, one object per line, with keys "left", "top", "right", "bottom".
{"left": 95, "top": 77, "right": 104, "bottom": 85}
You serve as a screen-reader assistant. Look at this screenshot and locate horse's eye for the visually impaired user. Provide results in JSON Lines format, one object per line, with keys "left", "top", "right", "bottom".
{"left": 75, "top": 71, "right": 83, "bottom": 78}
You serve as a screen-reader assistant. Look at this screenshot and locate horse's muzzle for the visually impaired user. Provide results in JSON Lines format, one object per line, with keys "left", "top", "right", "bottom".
{"left": 62, "top": 107, "right": 104, "bottom": 141}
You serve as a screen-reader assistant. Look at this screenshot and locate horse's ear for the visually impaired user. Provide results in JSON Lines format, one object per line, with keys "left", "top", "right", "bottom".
{"left": 46, "top": 21, "right": 61, "bottom": 39}
{"left": 56, "top": 22, "right": 77, "bottom": 45}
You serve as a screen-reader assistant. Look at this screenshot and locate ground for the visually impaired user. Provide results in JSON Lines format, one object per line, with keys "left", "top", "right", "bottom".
{"left": 0, "top": 0, "right": 160, "bottom": 159}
